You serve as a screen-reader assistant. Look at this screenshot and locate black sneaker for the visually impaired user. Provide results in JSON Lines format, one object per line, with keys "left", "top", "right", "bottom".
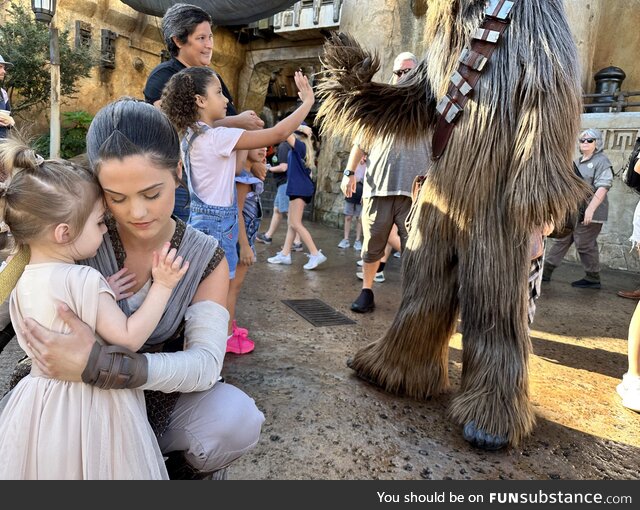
{"left": 256, "top": 233, "right": 272, "bottom": 245}
{"left": 351, "top": 289, "right": 375, "bottom": 313}
{"left": 571, "top": 278, "right": 601, "bottom": 289}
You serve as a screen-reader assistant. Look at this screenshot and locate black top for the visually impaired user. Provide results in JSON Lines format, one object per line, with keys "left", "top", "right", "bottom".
{"left": 143, "top": 58, "right": 237, "bottom": 115}
{"left": 273, "top": 142, "right": 291, "bottom": 187}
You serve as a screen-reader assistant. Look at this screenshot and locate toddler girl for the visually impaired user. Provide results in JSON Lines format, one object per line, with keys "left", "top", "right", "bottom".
{"left": 0, "top": 140, "right": 188, "bottom": 479}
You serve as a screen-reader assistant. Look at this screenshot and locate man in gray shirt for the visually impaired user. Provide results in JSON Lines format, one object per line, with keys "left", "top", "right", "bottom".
{"left": 341, "top": 52, "right": 431, "bottom": 313}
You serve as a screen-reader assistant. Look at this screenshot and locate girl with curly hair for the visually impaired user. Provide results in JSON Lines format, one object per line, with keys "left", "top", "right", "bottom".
{"left": 161, "top": 67, "right": 315, "bottom": 351}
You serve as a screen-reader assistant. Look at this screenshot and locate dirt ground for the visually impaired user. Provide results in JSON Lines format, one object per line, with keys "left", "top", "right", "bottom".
{"left": 1, "top": 219, "right": 639, "bottom": 480}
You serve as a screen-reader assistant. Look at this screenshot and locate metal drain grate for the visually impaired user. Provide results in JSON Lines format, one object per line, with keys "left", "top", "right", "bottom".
{"left": 282, "top": 299, "right": 356, "bottom": 327}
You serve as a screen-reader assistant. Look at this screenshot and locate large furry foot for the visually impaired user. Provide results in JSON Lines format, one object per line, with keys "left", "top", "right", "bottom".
{"left": 346, "top": 356, "right": 384, "bottom": 389}
{"left": 462, "top": 421, "right": 509, "bottom": 451}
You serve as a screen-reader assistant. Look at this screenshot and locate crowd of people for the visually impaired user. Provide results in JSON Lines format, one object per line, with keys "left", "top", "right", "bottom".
{"left": 0, "top": 2, "right": 637, "bottom": 480}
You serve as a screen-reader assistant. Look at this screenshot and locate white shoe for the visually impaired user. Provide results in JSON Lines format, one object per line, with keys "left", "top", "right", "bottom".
{"left": 356, "top": 271, "right": 385, "bottom": 283}
{"left": 617, "top": 373, "right": 640, "bottom": 412}
{"left": 353, "top": 240, "right": 362, "bottom": 251}
{"left": 393, "top": 251, "right": 401, "bottom": 258}
{"left": 267, "top": 252, "right": 291, "bottom": 265}
{"left": 337, "top": 239, "right": 350, "bottom": 249}
{"left": 356, "top": 259, "right": 364, "bottom": 267}
{"left": 303, "top": 250, "right": 327, "bottom": 270}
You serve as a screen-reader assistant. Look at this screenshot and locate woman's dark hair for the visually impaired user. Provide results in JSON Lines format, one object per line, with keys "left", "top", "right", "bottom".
{"left": 162, "top": 3, "right": 212, "bottom": 58}
{"left": 161, "top": 67, "right": 218, "bottom": 133}
{"left": 86, "top": 98, "right": 181, "bottom": 178}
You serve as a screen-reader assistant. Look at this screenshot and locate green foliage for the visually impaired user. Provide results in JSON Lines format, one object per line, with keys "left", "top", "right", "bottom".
{"left": 0, "top": 3, "right": 95, "bottom": 113}
{"left": 34, "top": 110, "right": 93, "bottom": 159}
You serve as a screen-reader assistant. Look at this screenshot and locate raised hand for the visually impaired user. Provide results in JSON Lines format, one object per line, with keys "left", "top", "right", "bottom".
{"left": 151, "top": 242, "right": 189, "bottom": 290}
{"left": 294, "top": 71, "right": 315, "bottom": 105}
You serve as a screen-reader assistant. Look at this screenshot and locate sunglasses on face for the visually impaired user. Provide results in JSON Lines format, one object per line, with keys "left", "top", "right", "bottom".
{"left": 393, "top": 68, "right": 412, "bottom": 77}
{"left": 579, "top": 138, "right": 595, "bottom": 144}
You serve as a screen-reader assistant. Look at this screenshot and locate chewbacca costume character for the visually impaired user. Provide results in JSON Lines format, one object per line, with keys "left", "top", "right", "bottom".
{"left": 317, "top": 0, "right": 590, "bottom": 449}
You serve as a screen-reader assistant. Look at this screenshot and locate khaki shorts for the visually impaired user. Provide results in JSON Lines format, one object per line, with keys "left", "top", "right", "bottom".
{"left": 361, "top": 195, "right": 412, "bottom": 263}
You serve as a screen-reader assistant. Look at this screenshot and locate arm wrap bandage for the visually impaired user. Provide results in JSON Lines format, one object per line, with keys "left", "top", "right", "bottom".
{"left": 81, "top": 343, "right": 149, "bottom": 389}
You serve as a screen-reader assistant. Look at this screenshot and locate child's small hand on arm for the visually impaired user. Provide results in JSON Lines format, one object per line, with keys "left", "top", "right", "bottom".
{"left": 151, "top": 242, "right": 190, "bottom": 290}
{"left": 106, "top": 267, "right": 138, "bottom": 301}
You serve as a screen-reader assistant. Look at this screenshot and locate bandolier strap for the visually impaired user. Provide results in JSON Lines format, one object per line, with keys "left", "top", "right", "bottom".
{"left": 432, "top": 0, "right": 517, "bottom": 159}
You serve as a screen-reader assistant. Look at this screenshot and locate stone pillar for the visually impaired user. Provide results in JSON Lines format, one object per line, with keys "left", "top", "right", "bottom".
{"left": 564, "top": 0, "right": 603, "bottom": 93}
{"left": 235, "top": 45, "right": 322, "bottom": 112}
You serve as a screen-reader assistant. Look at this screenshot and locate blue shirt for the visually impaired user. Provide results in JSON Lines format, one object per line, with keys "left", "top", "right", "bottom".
{"left": 285, "top": 139, "right": 314, "bottom": 198}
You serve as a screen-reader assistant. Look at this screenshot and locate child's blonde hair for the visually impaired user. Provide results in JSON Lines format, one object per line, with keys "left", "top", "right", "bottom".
{"left": 295, "top": 125, "right": 316, "bottom": 170}
{"left": 0, "top": 139, "right": 102, "bottom": 253}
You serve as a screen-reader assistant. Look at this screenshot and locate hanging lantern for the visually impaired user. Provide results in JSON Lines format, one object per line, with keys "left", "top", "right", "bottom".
{"left": 31, "top": 0, "right": 57, "bottom": 24}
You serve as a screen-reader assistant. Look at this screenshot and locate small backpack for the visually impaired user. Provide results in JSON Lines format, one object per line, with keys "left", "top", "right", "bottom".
{"left": 622, "top": 136, "right": 640, "bottom": 195}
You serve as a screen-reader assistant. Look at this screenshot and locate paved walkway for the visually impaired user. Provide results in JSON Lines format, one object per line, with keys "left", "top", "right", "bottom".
{"left": 1, "top": 218, "right": 639, "bottom": 479}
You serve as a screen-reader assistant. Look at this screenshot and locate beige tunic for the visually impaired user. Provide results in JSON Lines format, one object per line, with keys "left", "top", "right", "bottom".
{"left": 0, "top": 263, "right": 168, "bottom": 479}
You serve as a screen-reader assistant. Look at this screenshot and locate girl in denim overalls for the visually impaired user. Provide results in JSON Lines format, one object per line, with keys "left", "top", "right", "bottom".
{"left": 161, "top": 66, "right": 314, "bottom": 349}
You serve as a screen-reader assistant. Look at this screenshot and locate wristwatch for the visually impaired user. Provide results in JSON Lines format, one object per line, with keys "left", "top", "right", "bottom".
{"left": 343, "top": 169, "right": 355, "bottom": 177}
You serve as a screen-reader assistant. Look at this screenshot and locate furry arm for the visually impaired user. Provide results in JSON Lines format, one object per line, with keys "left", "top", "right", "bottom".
{"left": 315, "top": 32, "right": 437, "bottom": 148}
{"left": 503, "top": 1, "right": 591, "bottom": 232}
{"left": 139, "top": 300, "right": 229, "bottom": 393}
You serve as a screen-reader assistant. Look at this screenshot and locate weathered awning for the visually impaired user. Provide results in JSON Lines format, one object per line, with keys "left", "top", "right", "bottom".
{"left": 120, "top": 0, "right": 299, "bottom": 26}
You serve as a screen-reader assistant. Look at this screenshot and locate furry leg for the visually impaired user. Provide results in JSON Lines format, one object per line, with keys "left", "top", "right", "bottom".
{"left": 348, "top": 202, "right": 459, "bottom": 399}
{"left": 448, "top": 232, "right": 535, "bottom": 449}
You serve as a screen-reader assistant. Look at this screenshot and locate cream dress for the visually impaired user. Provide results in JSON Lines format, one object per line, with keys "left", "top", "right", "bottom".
{"left": 0, "top": 263, "right": 168, "bottom": 480}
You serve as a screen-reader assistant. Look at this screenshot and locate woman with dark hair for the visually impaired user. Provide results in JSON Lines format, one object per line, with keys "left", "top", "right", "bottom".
{"left": 6, "top": 98, "right": 265, "bottom": 479}
{"left": 143, "top": 3, "right": 264, "bottom": 221}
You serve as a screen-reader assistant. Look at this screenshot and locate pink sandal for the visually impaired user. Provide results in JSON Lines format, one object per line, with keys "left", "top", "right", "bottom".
{"left": 232, "top": 320, "right": 248, "bottom": 336}
{"left": 226, "top": 329, "right": 255, "bottom": 355}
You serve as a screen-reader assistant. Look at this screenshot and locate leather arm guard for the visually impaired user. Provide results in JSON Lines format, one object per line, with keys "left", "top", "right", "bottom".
{"left": 81, "top": 342, "right": 148, "bottom": 389}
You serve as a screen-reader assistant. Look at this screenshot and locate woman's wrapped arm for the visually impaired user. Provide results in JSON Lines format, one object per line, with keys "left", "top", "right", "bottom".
{"left": 139, "top": 301, "right": 228, "bottom": 393}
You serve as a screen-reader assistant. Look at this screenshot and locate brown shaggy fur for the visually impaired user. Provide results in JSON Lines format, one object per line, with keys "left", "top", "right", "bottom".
{"left": 316, "top": 0, "right": 590, "bottom": 447}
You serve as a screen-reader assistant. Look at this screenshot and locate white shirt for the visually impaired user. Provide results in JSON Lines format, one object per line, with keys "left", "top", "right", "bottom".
{"left": 185, "top": 123, "right": 244, "bottom": 207}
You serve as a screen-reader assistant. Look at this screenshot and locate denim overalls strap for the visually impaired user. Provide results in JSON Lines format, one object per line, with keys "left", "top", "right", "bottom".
{"left": 180, "top": 127, "right": 201, "bottom": 201}
{"left": 181, "top": 123, "right": 240, "bottom": 278}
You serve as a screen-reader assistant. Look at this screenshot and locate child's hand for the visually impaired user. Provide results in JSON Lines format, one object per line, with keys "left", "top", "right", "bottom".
{"left": 251, "top": 161, "right": 267, "bottom": 181}
{"left": 239, "top": 244, "right": 255, "bottom": 267}
{"left": 151, "top": 242, "right": 189, "bottom": 290}
{"left": 294, "top": 71, "right": 315, "bottom": 105}
{"left": 106, "top": 267, "right": 137, "bottom": 301}
{"left": 236, "top": 110, "right": 265, "bottom": 131}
